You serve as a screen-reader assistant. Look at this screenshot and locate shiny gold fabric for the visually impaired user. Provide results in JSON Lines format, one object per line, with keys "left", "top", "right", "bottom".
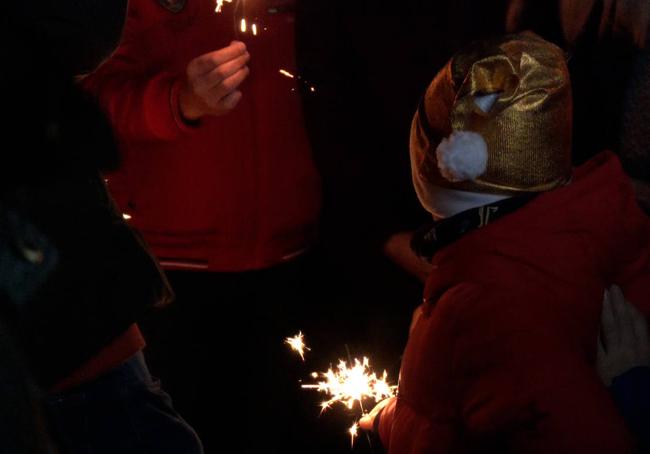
{"left": 411, "top": 32, "right": 573, "bottom": 199}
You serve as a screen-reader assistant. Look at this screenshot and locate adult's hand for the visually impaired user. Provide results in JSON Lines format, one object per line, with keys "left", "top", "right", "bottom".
{"left": 384, "top": 231, "right": 432, "bottom": 283}
{"left": 179, "top": 41, "right": 250, "bottom": 121}
{"left": 597, "top": 285, "right": 650, "bottom": 387}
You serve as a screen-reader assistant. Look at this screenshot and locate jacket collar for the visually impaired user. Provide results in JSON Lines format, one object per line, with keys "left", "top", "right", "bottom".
{"left": 412, "top": 194, "right": 538, "bottom": 262}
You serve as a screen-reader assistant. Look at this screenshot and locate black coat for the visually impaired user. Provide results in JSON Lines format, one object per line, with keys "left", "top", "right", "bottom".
{"left": 0, "top": 2, "right": 172, "bottom": 389}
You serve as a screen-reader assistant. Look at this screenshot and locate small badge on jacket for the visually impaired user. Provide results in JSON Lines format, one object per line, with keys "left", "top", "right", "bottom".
{"left": 158, "top": 0, "right": 187, "bottom": 13}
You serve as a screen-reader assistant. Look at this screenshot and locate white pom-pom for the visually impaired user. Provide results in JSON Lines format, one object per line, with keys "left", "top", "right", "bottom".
{"left": 436, "top": 131, "right": 488, "bottom": 182}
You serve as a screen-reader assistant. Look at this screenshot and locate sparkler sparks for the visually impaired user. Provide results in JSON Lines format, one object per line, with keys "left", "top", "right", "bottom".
{"left": 279, "top": 69, "right": 295, "bottom": 79}
{"left": 349, "top": 422, "right": 359, "bottom": 447}
{"left": 302, "top": 357, "right": 397, "bottom": 413}
{"left": 279, "top": 69, "right": 318, "bottom": 93}
{"left": 215, "top": 0, "right": 258, "bottom": 36}
{"left": 285, "top": 332, "right": 310, "bottom": 361}
{"left": 214, "top": 0, "right": 232, "bottom": 13}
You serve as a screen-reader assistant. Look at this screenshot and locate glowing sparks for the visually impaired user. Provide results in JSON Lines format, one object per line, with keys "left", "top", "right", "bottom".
{"left": 285, "top": 332, "right": 310, "bottom": 361}
{"left": 349, "top": 422, "right": 359, "bottom": 447}
{"left": 215, "top": 0, "right": 256, "bottom": 37}
{"left": 279, "top": 69, "right": 295, "bottom": 79}
{"left": 122, "top": 213, "right": 132, "bottom": 221}
{"left": 279, "top": 69, "right": 318, "bottom": 93}
{"left": 236, "top": 19, "right": 259, "bottom": 36}
{"left": 214, "top": 0, "right": 232, "bottom": 13}
{"left": 302, "top": 357, "right": 397, "bottom": 413}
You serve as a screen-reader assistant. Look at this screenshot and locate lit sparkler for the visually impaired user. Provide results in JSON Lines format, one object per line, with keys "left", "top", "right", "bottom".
{"left": 302, "top": 357, "right": 397, "bottom": 413}
{"left": 285, "top": 331, "right": 310, "bottom": 361}
{"left": 288, "top": 336, "right": 394, "bottom": 447}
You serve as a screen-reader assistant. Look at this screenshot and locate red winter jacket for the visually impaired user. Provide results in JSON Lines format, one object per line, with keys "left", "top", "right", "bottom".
{"left": 82, "top": 0, "right": 321, "bottom": 271}
{"left": 379, "top": 152, "right": 650, "bottom": 453}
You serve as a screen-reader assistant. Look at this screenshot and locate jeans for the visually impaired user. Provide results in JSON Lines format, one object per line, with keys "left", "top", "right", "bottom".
{"left": 44, "top": 351, "right": 203, "bottom": 454}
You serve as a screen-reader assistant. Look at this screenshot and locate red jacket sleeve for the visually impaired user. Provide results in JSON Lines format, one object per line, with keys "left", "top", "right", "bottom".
{"left": 451, "top": 289, "right": 635, "bottom": 454}
{"left": 377, "top": 396, "right": 397, "bottom": 451}
{"left": 81, "top": 44, "right": 195, "bottom": 143}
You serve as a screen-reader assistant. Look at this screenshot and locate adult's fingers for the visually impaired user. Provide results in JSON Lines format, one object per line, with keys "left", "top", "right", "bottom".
{"left": 601, "top": 289, "right": 620, "bottom": 349}
{"left": 188, "top": 41, "right": 247, "bottom": 77}
{"left": 211, "top": 66, "right": 250, "bottom": 100}
{"left": 200, "top": 52, "right": 250, "bottom": 90}
{"left": 217, "top": 90, "right": 243, "bottom": 111}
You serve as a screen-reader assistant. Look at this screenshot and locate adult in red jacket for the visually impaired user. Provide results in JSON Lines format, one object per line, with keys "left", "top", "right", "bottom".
{"left": 82, "top": 0, "right": 321, "bottom": 451}
{"left": 363, "top": 33, "right": 650, "bottom": 453}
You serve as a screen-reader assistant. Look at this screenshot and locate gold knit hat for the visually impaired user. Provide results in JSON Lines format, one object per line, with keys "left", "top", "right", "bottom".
{"left": 411, "top": 32, "right": 573, "bottom": 211}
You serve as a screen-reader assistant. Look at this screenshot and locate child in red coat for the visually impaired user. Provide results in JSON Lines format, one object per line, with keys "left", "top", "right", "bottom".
{"left": 362, "top": 32, "right": 650, "bottom": 453}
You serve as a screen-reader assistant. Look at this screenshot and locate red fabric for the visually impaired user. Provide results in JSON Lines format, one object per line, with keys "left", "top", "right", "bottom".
{"left": 53, "top": 324, "right": 146, "bottom": 392}
{"left": 82, "top": 0, "right": 321, "bottom": 271}
{"left": 380, "top": 152, "right": 650, "bottom": 453}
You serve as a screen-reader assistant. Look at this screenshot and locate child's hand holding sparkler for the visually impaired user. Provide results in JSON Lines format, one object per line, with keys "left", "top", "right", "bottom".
{"left": 179, "top": 41, "right": 250, "bottom": 121}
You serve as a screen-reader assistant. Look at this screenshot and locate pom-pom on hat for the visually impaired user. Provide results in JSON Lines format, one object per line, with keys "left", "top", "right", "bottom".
{"left": 411, "top": 32, "right": 573, "bottom": 213}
